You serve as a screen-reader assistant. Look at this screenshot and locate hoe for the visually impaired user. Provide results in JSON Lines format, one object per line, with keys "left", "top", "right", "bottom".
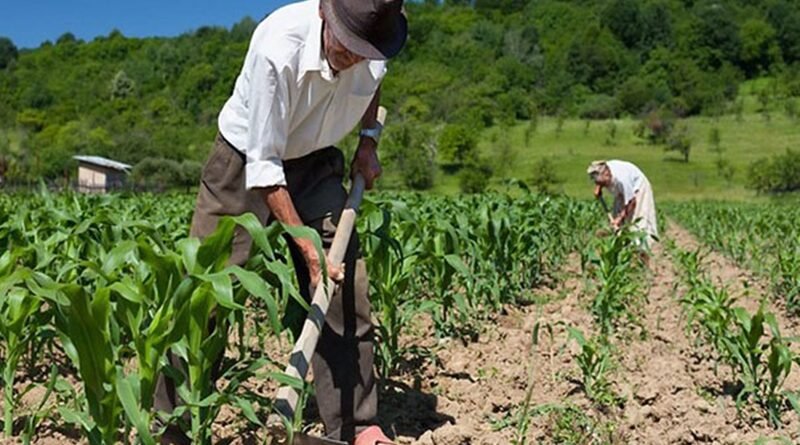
{"left": 269, "top": 107, "right": 388, "bottom": 445}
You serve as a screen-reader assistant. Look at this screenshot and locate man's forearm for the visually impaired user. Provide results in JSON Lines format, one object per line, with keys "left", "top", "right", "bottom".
{"left": 621, "top": 197, "right": 637, "bottom": 221}
{"left": 353, "top": 87, "right": 383, "bottom": 189}
{"left": 262, "top": 186, "right": 317, "bottom": 256}
{"left": 360, "top": 86, "right": 381, "bottom": 131}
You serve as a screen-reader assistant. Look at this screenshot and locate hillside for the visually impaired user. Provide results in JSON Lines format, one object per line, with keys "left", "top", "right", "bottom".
{"left": 1, "top": 0, "right": 800, "bottom": 195}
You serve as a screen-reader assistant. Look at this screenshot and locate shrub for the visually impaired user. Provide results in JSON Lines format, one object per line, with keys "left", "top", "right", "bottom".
{"left": 131, "top": 157, "right": 199, "bottom": 190}
{"left": 665, "top": 122, "right": 692, "bottom": 162}
{"left": 529, "top": 158, "right": 564, "bottom": 195}
{"left": 578, "top": 94, "right": 620, "bottom": 119}
{"left": 459, "top": 161, "right": 492, "bottom": 194}
{"left": 382, "top": 119, "right": 436, "bottom": 190}
{"left": 634, "top": 109, "right": 674, "bottom": 144}
{"left": 747, "top": 150, "right": 800, "bottom": 194}
{"left": 616, "top": 77, "right": 658, "bottom": 115}
{"left": 438, "top": 124, "right": 478, "bottom": 167}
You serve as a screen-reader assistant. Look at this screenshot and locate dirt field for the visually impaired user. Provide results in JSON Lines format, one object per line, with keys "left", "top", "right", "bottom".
{"left": 369, "top": 222, "right": 800, "bottom": 445}
{"left": 3, "top": 222, "right": 799, "bottom": 445}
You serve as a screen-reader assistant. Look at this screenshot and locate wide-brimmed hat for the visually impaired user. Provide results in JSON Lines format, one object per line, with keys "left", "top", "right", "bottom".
{"left": 320, "top": 0, "right": 408, "bottom": 60}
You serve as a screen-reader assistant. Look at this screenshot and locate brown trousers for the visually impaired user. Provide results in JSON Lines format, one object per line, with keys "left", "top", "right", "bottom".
{"left": 153, "top": 134, "right": 377, "bottom": 442}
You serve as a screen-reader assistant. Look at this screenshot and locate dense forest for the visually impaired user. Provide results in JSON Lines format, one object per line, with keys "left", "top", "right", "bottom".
{"left": 1, "top": 0, "right": 800, "bottom": 189}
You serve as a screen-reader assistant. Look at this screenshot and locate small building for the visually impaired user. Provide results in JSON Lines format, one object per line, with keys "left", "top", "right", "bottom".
{"left": 73, "top": 155, "right": 132, "bottom": 193}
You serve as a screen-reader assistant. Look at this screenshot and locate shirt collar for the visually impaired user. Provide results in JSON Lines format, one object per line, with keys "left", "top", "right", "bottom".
{"left": 299, "top": 10, "right": 337, "bottom": 82}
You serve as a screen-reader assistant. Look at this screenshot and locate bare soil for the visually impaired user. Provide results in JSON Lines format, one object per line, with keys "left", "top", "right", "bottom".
{"left": 3, "top": 221, "right": 799, "bottom": 445}
{"left": 369, "top": 222, "right": 800, "bottom": 445}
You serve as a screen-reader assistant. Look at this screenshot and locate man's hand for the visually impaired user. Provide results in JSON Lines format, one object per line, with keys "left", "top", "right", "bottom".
{"left": 262, "top": 186, "right": 344, "bottom": 288}
{"left": 297, "top": 239, "right": 344, "bottom": 288}
{"left": 611, "top": 216, "right": 622, "bottom": 231}
{"left": 351, "top": 139, "right": 382, "bottom": 190}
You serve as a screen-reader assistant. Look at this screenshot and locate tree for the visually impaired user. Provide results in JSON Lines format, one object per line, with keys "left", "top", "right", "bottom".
{"left": 230, "top": 17, "right": 257, "bottom": 42}
{"left": 747, "top": 150, "right": 800, "bottom": 193}
{"left": 0, "top": 132, "right": 10, "bottom": 184}
{"left": 529, "top": 157, "right": 564, "bottom": 195}
{"left": 616, "top": 76, "right": 664, "bottom": 115}
{"left": 680, "top": 3, "right": 741, "bottom": 70}
{"left": 565, "top": 24, "right": 630, "bottom": 93}
{"left": 459, "top": 161, "right": 492, "bottom": 194}
{"left": 56, "top": 32, "right": 78, "bottom": 45}
{"left": 16, "top": 109, "right": 47, "bottom": 133}
{"left": 131, "top": 157, "right": 184, "bottom": 190}
{"left": 640, "top": 1, "right": 675, "bottom": 51}
{"left": 110, "top": 70, "right": 136, "bottom": 100}
{"left": 0, "top": 37, "right": 17, "bottom": 69}
{"left": 382, "top": 119, "right": 436, "bottom": 190}
{"left": 601, "top": 0, "right": 643, "bottom": 49}
{"left": 437, "top": 124, "right": 478, "bottom": 167}
{"left": 177, "top": 63, "right": 215, "bottom": 114}
{"left": 739, "top": 18, "right": 780, "bottom": 76}
{"left": 765, "top": 0, "right": 800, "bottom": 63}
{"left": 665, "top": 122, "right": 692, "bottom": 162}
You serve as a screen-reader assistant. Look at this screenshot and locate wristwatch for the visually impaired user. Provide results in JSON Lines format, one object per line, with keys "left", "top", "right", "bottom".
{"left": 359, "top": 122, "right": 383, "bottom": 144}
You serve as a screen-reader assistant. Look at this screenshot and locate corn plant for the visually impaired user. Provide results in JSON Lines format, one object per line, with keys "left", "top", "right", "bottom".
{"left": 723, "top": 305, "right": 800, "bottom": 426}
{"left": 157, "top": 215, "right": 307, "bottom": 445}
{"left": 672, "top": 247, "right": 706, "bottom": 292}
{"left": 26, "top": 273, "right": 123, "bottom": 445}
{"left": 583, "top": 228, "right": 644, "bottom": 337}
{"left": 360, "top": 201, "right": 428, "bottom": 378}
{"left": 667, "top": 201, "right": 800, "bottom": 315}
{"left": 419, "top": 219, "right": 474, "bottom": 338}
{"left": 686, "top": 283, "right": 737, "bottom": 357}
{"left": 0, "top": 252, "right": 44, "bottom": 437}
{"left": 566, "top": 327, "right": 616, "bottom": 406}
{"left": 773, "top": 247, "right": 800, "bottom": 315}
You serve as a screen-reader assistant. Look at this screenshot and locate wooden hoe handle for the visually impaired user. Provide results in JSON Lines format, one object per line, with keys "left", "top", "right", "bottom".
{"left": 273, "top": 107, "right": 387, "bottom": 422}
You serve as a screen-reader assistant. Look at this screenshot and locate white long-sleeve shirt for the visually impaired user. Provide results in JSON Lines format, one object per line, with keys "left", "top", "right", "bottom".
{"left": 606, "top": 160, "right": 645, "bottom": 205}
{"left": 217, "top": 0, "right": 387, "bottom": 189}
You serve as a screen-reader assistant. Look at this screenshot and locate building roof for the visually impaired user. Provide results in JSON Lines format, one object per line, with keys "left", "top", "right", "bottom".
{"left": 73, "top": 155, "right": 132, "bottom": 172}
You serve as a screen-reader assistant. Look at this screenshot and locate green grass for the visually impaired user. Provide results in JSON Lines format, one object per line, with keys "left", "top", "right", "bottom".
{"left": 430, "top": 87, "right": 800, "bottom": 201}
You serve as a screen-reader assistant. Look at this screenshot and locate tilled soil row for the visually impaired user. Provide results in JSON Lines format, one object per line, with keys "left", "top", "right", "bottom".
{"left": 3, "top": 222, "right": 799, "bottom": 445}
{"left": 374, "top": 222, "right": 800, "bottom": 445}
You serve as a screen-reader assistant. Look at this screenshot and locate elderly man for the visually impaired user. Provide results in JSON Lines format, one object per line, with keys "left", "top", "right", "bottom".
{"left": 154, "top": 1, "right": 407, "bottom": 444}
{"left": 587, "top": 160, "right": 658, "bottom": 248}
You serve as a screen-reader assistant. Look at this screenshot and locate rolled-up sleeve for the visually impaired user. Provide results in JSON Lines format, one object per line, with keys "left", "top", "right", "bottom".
{"left": 245, "top": 54, "right": 290, "bottom": 189}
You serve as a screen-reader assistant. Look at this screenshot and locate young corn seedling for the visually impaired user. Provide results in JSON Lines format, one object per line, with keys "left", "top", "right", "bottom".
{"left": 723, "top": 305, "right": 800, "bottom": 426}
{"left": 763, "top": 325, "right": 800, "bottom": 426}
{"left": 773, "top": 248, "right": 800, "bottom": 315}
{"left": 566, "top": 327, "right": 617, "bottom": 407}
{"left": 673, "top": 248, "right": 706, "bottom": 292}
{"left": 689, "top": 283, "right": 736, "bottom": 363}
{"left": 421, "top": 220, "right": 472, "bottom": 338}
{"left": 0, "top": 255, "right": 44, "bottom": 438}
{"left": 26, "top": 274, "right": 122, "bottom": 445}
{"left": 360, "top": 202, "right": 424, "bottom": 378}
{"left": 584, "top": 228, "right": 643, "bottom": 337}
